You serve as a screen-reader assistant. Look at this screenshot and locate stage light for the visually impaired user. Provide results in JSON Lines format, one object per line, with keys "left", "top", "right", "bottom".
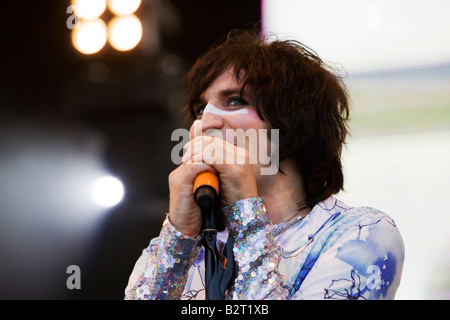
{"left": 71, "top": 19, "right": 107, "bottom": 55}
{"left": 69, "top": 0, "right": 143, "bottom": 54}
{"left": 71, "top": 0, "right": 107, "bottom": 20}
{"left": 108, "top": 15, "right": 143, "bottom": 52}
{"left": 92, "top": 176, "right": 125, "bottom": 208}
{"left": 108, "top": 0, "right": 141, "bottom": 16}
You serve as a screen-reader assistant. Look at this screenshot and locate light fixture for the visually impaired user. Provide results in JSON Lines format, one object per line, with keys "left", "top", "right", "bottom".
{"left": 71, "top": 0, "right": 107, "bottom": 20}
{"left": 92, "top": 176, "right": 125, "bottom": 208}
{"left": 71, "top": 19, "right": 107, "bottom": 55}
{"left": 108, "top": 15, "right": 143, "bottom": 52}
{"left": 70, "top": 0, "right": 143, "bottom": 54}
{"left": 108, "top": 0, "right": 141, "bottom": 16}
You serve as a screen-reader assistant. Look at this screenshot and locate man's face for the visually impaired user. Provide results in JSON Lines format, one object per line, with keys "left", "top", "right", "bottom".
{"left": 189, "top": 67, "right": 266, "bottom": 140}
{"left": 188, "top": 67, "right": 278, "bottom": 179}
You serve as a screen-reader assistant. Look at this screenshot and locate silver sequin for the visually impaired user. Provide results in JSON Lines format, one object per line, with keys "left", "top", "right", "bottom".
{"left": 124, "top": 217, "right": 201, "bottom": 300}
{"left": 221, "top": 198, "right": 290, "bottom": 299}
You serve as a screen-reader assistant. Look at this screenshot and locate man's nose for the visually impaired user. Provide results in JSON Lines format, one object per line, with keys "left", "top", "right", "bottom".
{"left": 199, "top": 109, "right": 224, "bottom": 134}
{"left": 189, "top": 110, "right": 224, "bottom": 139}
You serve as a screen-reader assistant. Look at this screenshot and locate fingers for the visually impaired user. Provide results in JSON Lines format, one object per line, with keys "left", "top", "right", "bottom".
{"left": 182, "top": 135, "right": 213, "bottom": 164}
{"left": 189, "top": 119, "right": 202, "bottom": 140}
{"left": 175, "top": 161, "right": 218, "bottom": 184}
{"left": 182, "top": 135, "right": 246, "bottom": 167}
{"left": 175, "top": 136, "right": 258, "bottom": 209}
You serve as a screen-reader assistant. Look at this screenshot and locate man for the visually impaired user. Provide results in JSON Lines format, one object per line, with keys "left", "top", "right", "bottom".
{"left": 124, "top": 30, "right": 404, "bottom": 300}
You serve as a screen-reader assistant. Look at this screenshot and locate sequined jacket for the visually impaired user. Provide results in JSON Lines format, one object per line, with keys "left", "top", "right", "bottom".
{"left": 124, "top": 197, "right": 405, "bottom": 300}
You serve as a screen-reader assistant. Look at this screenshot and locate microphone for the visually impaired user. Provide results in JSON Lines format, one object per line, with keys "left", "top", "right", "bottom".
{"left": 193, "top": 172, "right": 219, "bottom": 210}
{"left": 193, "top": 172, "right": 234, "bottom": 300}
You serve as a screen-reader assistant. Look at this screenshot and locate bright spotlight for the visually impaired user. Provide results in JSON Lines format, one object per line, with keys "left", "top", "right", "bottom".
{"left": 92, "top": 176, "right": 125, "bottom": 208}
{"left": 71, "top": 19, "right": 107, "bottom": 55}
{"left": 71, "top": 0, "right": 107, "bottom": 20}
{"left": 108, "top": 0, "right": 141, "bottom": 16}
{"left": 107, "top": 15, "right": 143, "bottom": 51}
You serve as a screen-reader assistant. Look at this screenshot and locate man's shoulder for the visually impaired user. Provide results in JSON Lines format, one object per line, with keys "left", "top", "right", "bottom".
{"left": 332, "top": 204, "right": 404, "bottom": 254}
{"left": 341, "top": 205, "right": 398, "bottom": 230}
{"left": 315, "top": 197, "right": 399, "bottom": 232}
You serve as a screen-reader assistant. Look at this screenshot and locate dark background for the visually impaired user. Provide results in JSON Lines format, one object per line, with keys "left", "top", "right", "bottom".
{"left": 0, "top": 0, "right": 261, "bottom": 299}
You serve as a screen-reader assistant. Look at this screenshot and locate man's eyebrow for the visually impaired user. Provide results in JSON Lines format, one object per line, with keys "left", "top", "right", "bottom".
{"left": 199, "top": 87, "right": 245, "bottom": 103}
{"left": 218, "top": 88, "right": 243, "bottom": 98}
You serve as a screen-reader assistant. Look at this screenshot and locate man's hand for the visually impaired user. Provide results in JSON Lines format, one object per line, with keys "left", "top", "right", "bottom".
{"left": 168, "top": 135, "right": 258, "bottom": 237}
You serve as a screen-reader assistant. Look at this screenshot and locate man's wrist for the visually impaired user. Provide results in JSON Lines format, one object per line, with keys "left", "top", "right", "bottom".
{"left": 221, "top": 197, "right": 268, "bottom": 236}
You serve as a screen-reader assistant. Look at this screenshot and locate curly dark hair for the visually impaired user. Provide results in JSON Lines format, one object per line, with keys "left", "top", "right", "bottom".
{"left": 183, "top": 29, "right": 350, "bottom": 209}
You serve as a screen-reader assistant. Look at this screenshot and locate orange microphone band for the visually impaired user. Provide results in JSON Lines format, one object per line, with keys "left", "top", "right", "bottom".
{"left": 193, "top": 172, "right": 219, "bottom": 195}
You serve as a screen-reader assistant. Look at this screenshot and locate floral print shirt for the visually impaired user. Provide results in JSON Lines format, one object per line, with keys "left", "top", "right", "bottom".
{"left": 124, "top": 196, "right": 404, "bottom": 300}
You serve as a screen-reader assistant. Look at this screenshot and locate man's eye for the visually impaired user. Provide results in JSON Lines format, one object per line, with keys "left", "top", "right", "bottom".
{"left": 227, "top": 97, "right": 248, "bottom": 106}
{"left": 195, "top": 105, "right": 205, "bottom": 117}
